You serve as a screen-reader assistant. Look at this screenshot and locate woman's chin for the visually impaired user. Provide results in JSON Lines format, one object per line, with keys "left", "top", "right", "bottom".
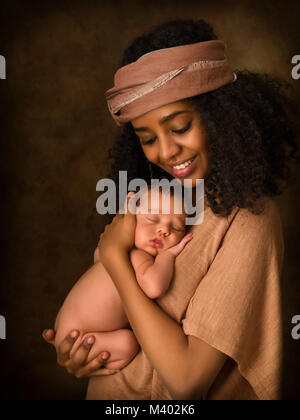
{"left": 175, "top": 176, "right": 204, "bottom": 188}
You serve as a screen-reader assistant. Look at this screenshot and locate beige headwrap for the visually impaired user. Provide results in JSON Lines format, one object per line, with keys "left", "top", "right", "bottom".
{"left": 105, "top": 40, "right": 236, "bottom": 126}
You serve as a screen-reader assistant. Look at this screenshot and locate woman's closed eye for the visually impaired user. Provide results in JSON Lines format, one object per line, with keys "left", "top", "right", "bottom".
{"left": 172, "top": 121, "right": 191, "bottom": 135}
{"left": 141, "top": 122, "right": 192, "bottom": 145}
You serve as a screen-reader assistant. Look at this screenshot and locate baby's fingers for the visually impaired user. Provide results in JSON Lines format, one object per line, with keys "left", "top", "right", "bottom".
{"left": 175, "top": 233, "right": 193, "bottom": 253}
{"left": 181, "top": 233, "right": 193, "bottom": 245}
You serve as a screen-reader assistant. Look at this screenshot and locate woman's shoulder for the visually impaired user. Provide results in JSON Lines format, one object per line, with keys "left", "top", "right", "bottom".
{"left": 228, "top": 196, "right": 282, "bottom": 231}
{"left": 188, "top": 196, "right": 283, "bottom": 251}
{"left": 219, "top": 197, "right": 284, "bottom": 252}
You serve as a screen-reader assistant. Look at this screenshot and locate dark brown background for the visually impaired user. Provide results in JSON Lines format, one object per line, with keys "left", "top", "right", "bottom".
{"left": 0, "top": 0, "right": 299, "bottom": 400}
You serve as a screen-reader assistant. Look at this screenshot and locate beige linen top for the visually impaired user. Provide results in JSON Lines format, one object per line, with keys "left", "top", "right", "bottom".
{"left": 86, "top": 196, "right": 284, "bottom": 400}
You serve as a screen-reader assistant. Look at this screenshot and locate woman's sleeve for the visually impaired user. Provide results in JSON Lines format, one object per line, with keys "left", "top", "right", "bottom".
{"left": 181, "top": 199, "right": 284, "bottom": 400}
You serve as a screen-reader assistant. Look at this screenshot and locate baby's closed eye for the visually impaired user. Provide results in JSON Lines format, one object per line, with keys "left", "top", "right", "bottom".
{"left": 172, "top": 226, "right": 185, "bottom": 232}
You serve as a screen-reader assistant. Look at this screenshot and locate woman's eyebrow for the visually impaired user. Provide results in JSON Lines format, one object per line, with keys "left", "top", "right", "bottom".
{"left": 133, "top": 110, "right": 191, "bottom": 132}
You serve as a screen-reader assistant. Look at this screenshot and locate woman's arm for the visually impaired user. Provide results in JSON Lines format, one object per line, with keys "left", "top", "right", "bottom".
{"left": 105, "top": 249, "right": 227, "bottom": 399}
{"left": 98, "top": 195, "right": 227, "bottom": 399}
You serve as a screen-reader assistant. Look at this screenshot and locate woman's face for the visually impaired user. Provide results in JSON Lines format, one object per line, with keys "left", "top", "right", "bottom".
{"left": 131, "top": 100, "right": 210, "bottom": 187}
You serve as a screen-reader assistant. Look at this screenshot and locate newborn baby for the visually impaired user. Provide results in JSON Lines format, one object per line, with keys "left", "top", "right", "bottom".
{"left": 54, "top": 187, "right": 193, "bottom": 370}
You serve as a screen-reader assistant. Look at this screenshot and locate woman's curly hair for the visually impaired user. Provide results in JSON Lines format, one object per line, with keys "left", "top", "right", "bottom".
{"left": 106, "top": 19, "right": 299, "bottom": 218}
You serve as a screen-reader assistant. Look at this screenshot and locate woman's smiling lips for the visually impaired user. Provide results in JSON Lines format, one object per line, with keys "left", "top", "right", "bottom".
{"left": 169, "top": 155, "right": 198, "bottom": 177}
{"left": 149, "top": 238, "right": 164, "bottom": 248}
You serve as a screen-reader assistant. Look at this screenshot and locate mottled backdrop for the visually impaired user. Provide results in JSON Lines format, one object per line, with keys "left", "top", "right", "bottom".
{"left": 0, "top": 0, "right": 299, "bottom": 400}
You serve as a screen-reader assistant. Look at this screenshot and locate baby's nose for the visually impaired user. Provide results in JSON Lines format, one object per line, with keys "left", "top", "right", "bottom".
{"left": 157, "top": 226, "right": 170, "bottom": 236}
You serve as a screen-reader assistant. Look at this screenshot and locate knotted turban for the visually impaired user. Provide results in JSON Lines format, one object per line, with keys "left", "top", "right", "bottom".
{"left": 105, "top": 40, "right": 236, "bottom": 126}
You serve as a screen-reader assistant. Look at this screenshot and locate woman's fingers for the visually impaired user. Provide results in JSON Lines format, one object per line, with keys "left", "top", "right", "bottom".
{"left": 46, "top": 329, "right": 116, "bottom": 378}
{"left": 71, "top": 354, "right": 119, "bottom": 378}
{"left": 62, "top": 334, "right": 95, "bottom": 372}
{"left": 116, "top": 192, "right": 136, "bottom": 215}
{"left": 42, "top": 329, "right": 56, "bottom": 346}
{"left": 56, "top": 330, "right": 80, "bottom": 366}
{"left": 125, "top": 192, "right": 136, "bottom": 215}
{"left": 89, "top": 367, "right": 121, "bottom": 377}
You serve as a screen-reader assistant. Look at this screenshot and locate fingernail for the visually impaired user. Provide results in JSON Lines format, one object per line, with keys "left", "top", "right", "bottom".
{"left": 101, "top": 352, "right": 109, "bottom": 360}
{"left": 70, "top": 330, "right": 78, "bottom": 339}
{"left": 86, "top": 336, "right": 94, "bottom": 345}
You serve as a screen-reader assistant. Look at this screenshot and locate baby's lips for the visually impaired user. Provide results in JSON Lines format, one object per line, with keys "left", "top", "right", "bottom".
{"left": 150, "top": 237, "right": 164, "bottom": 248}
{"left": 154, "top": 237, "right": 164, "bottom": 244}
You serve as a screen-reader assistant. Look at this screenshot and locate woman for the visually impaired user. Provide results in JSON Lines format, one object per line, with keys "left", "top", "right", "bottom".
{"left": 43, "top": 19, "right": 299, "bottom": 400}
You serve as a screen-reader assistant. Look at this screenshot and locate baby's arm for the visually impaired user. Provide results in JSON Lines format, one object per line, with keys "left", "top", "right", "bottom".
{"left": 130, "top": 233, "right": 193, "bottom": 299}
{"left": 130, "top": 249, "right": 173, "bottom": 299}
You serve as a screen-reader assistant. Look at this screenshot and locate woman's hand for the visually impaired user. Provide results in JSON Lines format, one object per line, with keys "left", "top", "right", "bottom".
{"left": 42, "top": 329, "right": 120, "bottom": 378}
{"left": 98, "top": 192, "right": 137, "bottom": 268}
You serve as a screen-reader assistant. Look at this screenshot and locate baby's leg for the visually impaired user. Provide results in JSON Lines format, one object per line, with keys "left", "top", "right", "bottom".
{"left": 71, "top": 329, "right": 140, "bottom": 370}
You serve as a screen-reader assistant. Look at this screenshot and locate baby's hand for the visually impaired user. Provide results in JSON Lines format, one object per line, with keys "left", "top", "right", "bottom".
{"left": 166, "top": 233, "right": 193, "bottom": 257}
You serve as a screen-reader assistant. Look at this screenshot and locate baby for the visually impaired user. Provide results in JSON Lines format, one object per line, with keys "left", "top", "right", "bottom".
{"left": 54, "top": 186, "right": 193, "bottom": 370}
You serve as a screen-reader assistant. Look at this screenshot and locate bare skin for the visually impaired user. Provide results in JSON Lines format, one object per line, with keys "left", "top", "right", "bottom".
{"left": 51, "top": 190, "right": 192, "bottom": 372}
{"left": 43, "top": 101, "right": 228, "bottom": 396}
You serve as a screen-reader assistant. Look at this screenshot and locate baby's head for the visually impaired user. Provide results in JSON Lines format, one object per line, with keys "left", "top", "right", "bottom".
{"left": 132, "top": 185, "right": 187, "bottom": 256}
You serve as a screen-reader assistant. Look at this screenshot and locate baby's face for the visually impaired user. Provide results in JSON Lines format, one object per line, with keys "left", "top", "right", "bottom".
{"left": 134, "top": 191, "right": 186, "bottom": 256}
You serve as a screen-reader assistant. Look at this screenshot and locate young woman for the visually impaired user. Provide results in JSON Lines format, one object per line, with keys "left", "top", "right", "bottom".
{"left": 43, "top": 19, "right": 299, "bottom": 400}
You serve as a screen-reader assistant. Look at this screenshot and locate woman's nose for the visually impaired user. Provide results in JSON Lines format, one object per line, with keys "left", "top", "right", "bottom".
{"left": 158, "top": 135, "right": 181, "bottom": 162}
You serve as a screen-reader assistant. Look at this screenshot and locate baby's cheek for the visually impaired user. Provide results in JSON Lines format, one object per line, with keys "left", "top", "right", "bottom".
{"left": 134, "top": 227, "right": 146, "bottom": 248}
{"left": 167, "top": 233, "right": 185, "bottom": 248}
{"left": 134, "top": 230, "right": 140, "bottom": 248}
